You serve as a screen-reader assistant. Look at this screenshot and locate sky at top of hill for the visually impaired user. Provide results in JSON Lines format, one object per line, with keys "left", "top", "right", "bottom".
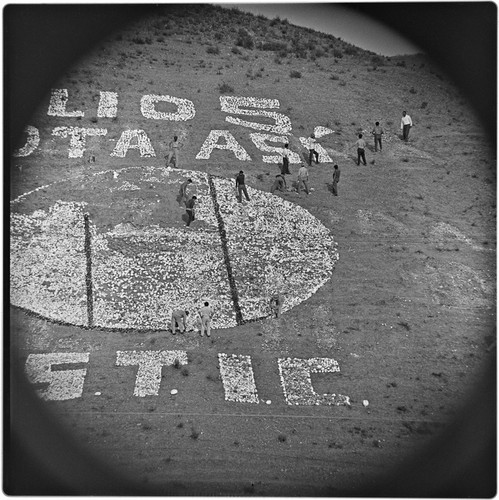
{"left": 219, "top": 3, "right": 422, "bottom": 56}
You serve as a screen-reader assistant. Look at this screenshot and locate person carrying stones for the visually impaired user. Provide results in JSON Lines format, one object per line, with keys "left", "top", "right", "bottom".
{"left": 308, "top": 133, "right": 319, "bottom": 165}
{"left": 198, "top": 301, "right": 214, "bottom": 337}
{"left": 185, "top": 195, "right": 197, "bottom": 226}
{"left": 171, "top": 309, "right": 189, "bottom": 335}
{"left": 270, "top": 174, "right": 286, "bottom": 194}
{"left": 332, "top": 164, "right": 341, "bottom": 196}
{"left": 355, "top": 133, "right": 367, "bottom": 166}
{"left": 166, "top": 135, "right": 182, "bottom": 167}
{"left": 235, "top": 170, "right": 250, "bottom": 203}
{"left": 297, "top": 164, "right": 310, "bottom": 195}
{"left": 371, "top": 121, "right": 384, "bottom": 152}
{"left": 400, "top": 111, "right": 413, "bottom": 141}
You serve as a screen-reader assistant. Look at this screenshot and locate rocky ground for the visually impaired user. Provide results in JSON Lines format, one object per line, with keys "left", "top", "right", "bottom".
{"left": 7, "top": 5, "right": 496, "bottom": 496}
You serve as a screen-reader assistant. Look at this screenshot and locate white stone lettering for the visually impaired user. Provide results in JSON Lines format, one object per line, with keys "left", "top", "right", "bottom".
{"left": 110, "top": 129, "right": 156, "bottom": 158}
{"left": 220, "top": 96, "right": 292, "bottom": 134}
{"left": 218, "top": 353, "right": 259, "bottom": 403}
{"left": 299, "top": 136, "right": 334, "bottom": 163}
{"left": 249, "top": 133, "right": 301, "bottom": 164}
{"left": 196, "top": 130, "right": 251, "bottom": 160}
{"left": 52, "top": 126, "right": 108, "bottom": 158}
{"left": 97, "top": 91, "right": 118, "bottom": 118}
{"left": 278, "top": 357, "right": 350, "bottom": 406}
{"left": 116, "top": 350, "right": 188, "bottom": 397}
{"left": 13, "top": 125, "right": 40, "bottom": 157}
{"left": 47, "top": 88, "right": 84, "bottom": 117}
{"left": 140, "top": 94, "right": 196, "bottom": 121}
{"left": 24, "top": 352, "right": 90, "bottom": 401}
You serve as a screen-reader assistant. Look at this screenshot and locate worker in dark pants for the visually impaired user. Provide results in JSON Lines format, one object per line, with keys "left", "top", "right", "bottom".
{"left": 332, "top": 164, "right": 340, "bottom": 196}
{"left": 185, "top": 195, "right": 197, "bottom": 226}
{"left": 235, "top": 170, "right": 250, "bottom": 203}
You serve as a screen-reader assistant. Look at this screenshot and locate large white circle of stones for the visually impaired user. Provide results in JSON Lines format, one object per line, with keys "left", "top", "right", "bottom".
{"left": 10, "top": 166, "right": 339, "bottom": 331}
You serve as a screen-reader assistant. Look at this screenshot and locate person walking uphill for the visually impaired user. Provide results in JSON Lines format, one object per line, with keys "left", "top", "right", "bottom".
{"left": 185, "top": 195, "right": 197, "bottom": 227}
{"left": 355, "top": 134, "right": 367, "bottom": 166}
{"left": 371, "top": 121, "right": 384, "bottom": 152}
{"left": 332, "top": 164, "right": 340, "bottom": 196}
{"left": 401, "top": 111, "right": 413, "bottom": 141}
{"left": 198, "top": 301, "right": 214, "bottom": 337}
{"left": 171, "top": 309, "right": 189, "bottom": 335}
{"left": 236, "top": 170, "right": 250, "bottom": 203}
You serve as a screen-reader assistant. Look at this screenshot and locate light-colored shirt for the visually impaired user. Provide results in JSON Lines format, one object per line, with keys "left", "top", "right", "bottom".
{"left": 172, "top": 309, "right": 187, "bottom": 320}
{"left": 298, "top": 166, "right": 309, "bottom": 180}
{"left": 308, "top": 137, "right": 317, "bottom": 150}
{"left": 401, "top": 114, "right": 413, "bottom": 127}
{"left": 199, "top": 305, "right": 213, "bottom": 318}
{"left": 356, "top": 138, "right": 366, "bottom": 149}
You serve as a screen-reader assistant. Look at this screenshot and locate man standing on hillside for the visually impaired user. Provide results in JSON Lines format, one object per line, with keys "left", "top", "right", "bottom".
{"left": 282, "top": 143, "right": 291, "bottom": 174}
{"left": 166, "top": 135, "right": 182, "bottom": 167}
{"left": 355, "top": 134, "right": 367, "bottom": 166}
{"left": 236, "top": 170, "right": 250, "bottom": 203}
{"left": 401, "top": 111, "right": 413, "bottom": 141}
{"left": 308, "top": 133, "right": 319, "bottom": 165}
{"left": 371, "top": 121, "right": 384, "bottom": 152}
{"left": 332, "top": 164, "right": 341, "bottom": 196}
{"left": 185, "top": 195, "right": 197, "bottom": 226}
{"left": 198, "top": 301, "right": 214, "bottom": 337}
{"left": 297, "top": 164, "right": 310, "bottom": 195}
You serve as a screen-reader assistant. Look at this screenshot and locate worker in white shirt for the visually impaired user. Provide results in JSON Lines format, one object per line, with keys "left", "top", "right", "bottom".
{"left": 198, "top": 301, "right": 214, "bottom": 337}
{"left": 400, "top": 111, "right": 413, "bottom": 141}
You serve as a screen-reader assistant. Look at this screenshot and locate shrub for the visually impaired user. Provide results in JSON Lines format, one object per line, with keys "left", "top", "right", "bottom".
{"left": 218, "top": 82, "right": 234, "bottom": 93}
{"left": 344, "top": 46, "right": 357, "bottom": 55}
{"left": 231, "top": 46, "right": 242, "bottom": 55}
{"left": 409, "top": 87, "right": 417, "bottom": 94}
{"left": 207, "top": 45, "right": 220, "bottom": 55}
{"left": 333, "top": 49, "right": 343, "bottom": 59}
{"left": 290, "top": 70, "right": 302, "bottom": 78}
{"left": 236, "top": 28, "right": 254, "bottom": 49}
{"left": 260, "top": 40, "right": 288, "bottom": 52}
{"left": 421, "top": 101, "right": 428, "bottom": 109}
{"left": 371, "top": 55, "right": 384, "bottom": 66}
{"left": 396, "top": 60, "right": 406, "bottom": 67}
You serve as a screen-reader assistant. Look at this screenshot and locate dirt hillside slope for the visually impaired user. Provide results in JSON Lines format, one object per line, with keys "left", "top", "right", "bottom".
{"left": 7, "top": 4, "right": 496, "bottom": 496}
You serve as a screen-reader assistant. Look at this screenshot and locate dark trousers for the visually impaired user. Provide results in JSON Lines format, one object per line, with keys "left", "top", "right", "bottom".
{"left": 237, "top": 184, "right": 250, "bottom": 202}
{"left": 186, "top": 209, "right": 195, "bottom": 226}
{"left": 357, "top": 148, "right": 366, "bottom": 165}
{"left": 282, "top": 157, "right": 290, "bottom": 174}
{"left": 332, "top": 180, "right": 338, "bottom": 196}
{"left": 309, "top": 149, "right": 319, "bottom": 165}
{"left": 402, "top": 124, "right": 411, "bottom": 141}
{"left": 374, "top": 136, "right": 382, "bottom": 151}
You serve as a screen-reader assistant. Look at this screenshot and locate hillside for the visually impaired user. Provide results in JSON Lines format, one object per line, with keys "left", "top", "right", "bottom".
{"left": 8, "top": 4, "right": 496, "bottom": 496}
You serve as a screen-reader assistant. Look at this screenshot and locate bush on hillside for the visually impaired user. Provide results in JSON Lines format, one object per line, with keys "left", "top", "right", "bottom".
{"left": 236, "top": 28, "right": 254, "bottom": 49}
{"left": 231, "top": 46, "right": 242, "bottom": 55}
{"left": 333, "top": 49, "right": 343, "bottom": 59}
{"left": 344, "top": 46, "right": 357, "bottom": 55}
{"left": 218, "top": 82, "right": 234, "bottom": 94}
{"left": 207, "top": 45, "right": 220, "bottom": 55}
{"left": 259, "top": 40, "right": 288, "bottom": 52}
{"left": 290, "top": 70, "right": 302, "bottom": 79}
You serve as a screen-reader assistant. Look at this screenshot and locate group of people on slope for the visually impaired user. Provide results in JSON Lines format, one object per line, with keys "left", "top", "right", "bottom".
{"left": 171, "top": 301, "right": 214, "bottom": 337}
